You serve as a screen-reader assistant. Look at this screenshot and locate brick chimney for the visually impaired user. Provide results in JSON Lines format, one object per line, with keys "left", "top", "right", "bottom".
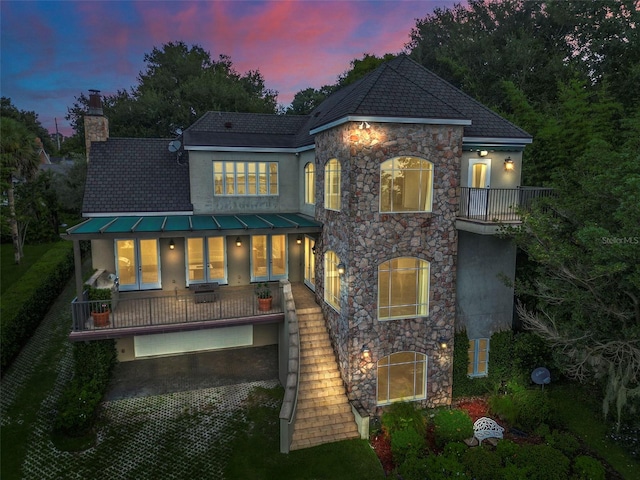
{"left": 84, "top": 89, "right": 109, "bottom": 162}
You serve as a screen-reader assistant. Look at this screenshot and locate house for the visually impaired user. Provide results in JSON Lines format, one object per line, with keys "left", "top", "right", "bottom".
{"left": 65, "top": 55, "right": 548, "bottom": 444}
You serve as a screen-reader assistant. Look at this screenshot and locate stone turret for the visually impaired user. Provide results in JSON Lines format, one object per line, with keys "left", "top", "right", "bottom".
{"left": 84, "top": 89, "right": 109, "bottom": 162}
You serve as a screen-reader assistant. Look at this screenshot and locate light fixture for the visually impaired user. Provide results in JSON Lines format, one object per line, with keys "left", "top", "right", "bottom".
{"left": 169, "top": 239, "right": 175, "bottom": 250}
{"left": 311, "top": 245, "right": 317, "bottom": 254}
{"left": 358, "top": 121, "right": 371, "bottom": 130}
{"left": 296, "top": 235, "right": 303, "bottom": 245}
{"left": 479, "top": 150, "right": 488, "bottom": 157}
{"left": 504, "top": 157, "right": 515, "bottom": 171}
{"left": 236, "top": 237, "right": 242, "bottom": 247}
{"left": 439, "top": 338, "right": 449, "bottom": 349}
{"left": 337, "top": 262, "right": 345, "bottom": 275}
{"left": 361, "top": 345, "right": 371, "bottom": 361}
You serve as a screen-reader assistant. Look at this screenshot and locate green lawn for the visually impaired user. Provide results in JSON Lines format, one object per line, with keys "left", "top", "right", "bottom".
{"left": 548, "top": 383, "right": 639, "bottom": 479}
{"left": 0, "top": 242, "right": 62, "bottom": 294}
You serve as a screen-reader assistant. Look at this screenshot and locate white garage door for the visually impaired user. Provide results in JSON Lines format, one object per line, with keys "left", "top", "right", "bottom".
{"left": 134, "top": 325, "right": 253, "bottom": 358}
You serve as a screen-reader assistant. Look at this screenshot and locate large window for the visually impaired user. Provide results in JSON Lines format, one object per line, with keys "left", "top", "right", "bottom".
{"left": 468, "top": 338, "right": 489, "bottom": 377}
{"left": 377, "top": 351, "right": 427, "bottom": 405}
{"left": 324, "top": 158, "right": 341, "bottom": 211}
{"left": 324, "top": 250, "right": 341, "bottom": 311}
{"left": 213, "top": 161, "right": 278, "bottom": 196}
{"left": 186, "top": 237, "right": 226, "bottom": 284}
{"left": 378, "top": 257, "right": 430, "bottom": 320}
{"left": 380, "top": 157, "right": 433, "bottom": 212}
{"left": 304, "top": 162, "right": 315, "bottom": 205}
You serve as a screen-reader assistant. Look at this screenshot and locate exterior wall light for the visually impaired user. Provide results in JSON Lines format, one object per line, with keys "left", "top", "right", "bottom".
{"left": 169, "top": 239, "right": 175, "bottom": 250}
{"left": 504, "top": 157, "right": 515, "bottom": 172}
{"left": 337, "top": 262, "right": 346, "bottom": 275}
{"left": 361, "top": 345, "right": 371, "bottom": 361}
{"left": 296, "top": 235, "right": 303, "bottom": 245}
{"left": 358, "top": 121, "right": 370, "bottom": 130}
{"left": 479, "top": 150, "right": 488, "bottom": 157}
{"left": 439, "top": 338, "right": 449, "bottom": 349}
{"left": 236, "top": 237, "right": 242, "bottom": 247}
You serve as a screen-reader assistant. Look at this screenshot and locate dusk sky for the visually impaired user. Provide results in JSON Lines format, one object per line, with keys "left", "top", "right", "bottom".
{"left": 1, "top": 0, "right": 457, "bottom": 138}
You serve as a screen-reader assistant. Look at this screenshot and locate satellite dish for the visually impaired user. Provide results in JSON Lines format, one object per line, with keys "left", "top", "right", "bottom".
{"left": 168, "top": 140, "right": 181, "bottom": 152}
{"left": 174, "top": 128, "right": 183, "bottom": 135}
{"left": 531, "top": 367, "right": 551, "bottom": 389}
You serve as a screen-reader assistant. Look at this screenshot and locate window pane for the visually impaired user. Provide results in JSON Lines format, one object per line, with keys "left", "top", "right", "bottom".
{"left": 271, "top": 235, "right": 286, "bottom": 276}
{"left": 305, "top": 163, "right": 315, "bottom": 204}
{"left": 213, "top": 162, "right": 224, "bottom": 195}
{"left": 258, "top": 163, "right": 267, "bottom": 194}
{"left": 269, "top": 163, "right": 278, "bottom": 195}
{"left": 324, "top": 250, "right": 340, "bottom": 310}
{"left": 378, "top": 257, "right": 429, "bottom": 320}
{"left": 248, "top": 163, "right": 257, "bottom": 194}
{"left": 467, "top": 340, "right": 475, "bottom": 375}
{"left": 139, "top": 239, "right": 159, "bottom": 284}
{"left": 377, "top": 365, "right": 389, "bottom": 403}
{"left": 380, "top": 157, "right": 433, "bottom": 213}
{"left": 225, "top": 162, "right": 235, "bottom": 194}
{"left": 236, "top": 163, "right": 246, "bottom": 195}
{"left": 207, "top": 237, "right": 225, "bottom": 280}
{"left": 389, "top": 364, "right": 415, "bottom": 401}
{"left": 187, "top": 238, "right": 205, "bottom": 282}
{"left": 252, "top": 235, "right": 267, "bottom": 278}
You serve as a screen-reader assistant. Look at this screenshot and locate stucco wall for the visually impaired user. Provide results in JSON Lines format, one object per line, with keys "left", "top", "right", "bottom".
{"left": 460, "top": 151, "right": 523, "bottom": 188}
{"left": 314, "top": 122, "right": 461, "bottom": 414}
{"left": 297, "top": 149, "right": 316, "bottom": 217}
{"left": 188, "top": 150, "right": 300, "bottom": 214}
{"left": 455, "top": 230, "right": 517, "bottom": 338}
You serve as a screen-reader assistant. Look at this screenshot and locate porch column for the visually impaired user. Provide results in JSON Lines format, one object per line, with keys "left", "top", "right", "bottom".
{"left": 73, "top": 239, "right": 84, "bottom": 299}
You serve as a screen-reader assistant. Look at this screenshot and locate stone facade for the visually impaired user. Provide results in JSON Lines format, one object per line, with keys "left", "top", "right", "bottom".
{"left": 314, "top": 122, "right": 461, "bottom": 414}
{"left": 84, "top": 114, "right": 109, "bottom": 162}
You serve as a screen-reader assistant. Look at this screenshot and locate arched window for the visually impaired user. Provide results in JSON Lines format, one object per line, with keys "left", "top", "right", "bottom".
{"left": 378, "top": 257, "right": 430, "bottom": 320}
{"left": 324, "top": 158, "right": 341, "bottom": 211}
{"left": 380, "top": 157, "right": 433, "bottom": 212}
{"left": 324, "top": 250, "right": 341, "bottom": 311}
{"left": 377, "top": 351, "right": 427, "bottom": 405}
{"left": 304, "top": 162, "right": 315, "bottom": 205}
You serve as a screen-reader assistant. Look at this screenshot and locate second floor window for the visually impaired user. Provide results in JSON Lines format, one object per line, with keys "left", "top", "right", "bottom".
{"left": 304, "top": 162, "right": 315, "bottom": 205}
{"left": 213, "top": 161, "right": 278, "bottom": 196}
{"left": 378, "top": 257, "right": 430, "bottom": 320}
{"left": 324, "top": 158, "right": 341, "bottom": 211}
{"left": 380, "top": 157, "right": 433, "bottom": 212}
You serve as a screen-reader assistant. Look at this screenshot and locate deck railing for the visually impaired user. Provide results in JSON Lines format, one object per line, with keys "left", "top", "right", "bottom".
{"left": 458, "top": 187, "right": 554, "bottom": 222}
{"left": 71, "top": 283, "right": 284, "bottom": 332}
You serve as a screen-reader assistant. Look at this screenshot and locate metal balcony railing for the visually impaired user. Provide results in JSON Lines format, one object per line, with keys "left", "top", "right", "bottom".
{"left": 458, "top": 187, "right": 554, "bottom": 222}
{"left": 71, "top": 283, "right": 283, "bottom": 333}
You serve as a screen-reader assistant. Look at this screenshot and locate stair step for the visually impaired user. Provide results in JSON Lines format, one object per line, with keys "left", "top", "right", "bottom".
{"left": 291, "top": 430, "right": 360, "bottom": 450}
{"left": 298, "top": 378, "right": 344, "bottom": 390}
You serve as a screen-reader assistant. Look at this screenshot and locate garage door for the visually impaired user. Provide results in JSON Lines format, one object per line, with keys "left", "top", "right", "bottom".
{"left": 134, "top": 325, "right": 253, "bottom": 358}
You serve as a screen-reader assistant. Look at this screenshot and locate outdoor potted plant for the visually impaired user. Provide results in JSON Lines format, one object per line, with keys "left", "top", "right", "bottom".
{"left": 88, "top": 286, "right": 111, "bottom": 327}
{"left": 255, "top": 282, "right": 272, "bottom": 311}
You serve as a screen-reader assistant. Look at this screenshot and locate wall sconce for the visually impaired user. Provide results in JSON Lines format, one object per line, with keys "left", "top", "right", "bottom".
{"left": 358, "top": 121, "right": 370, "bottom": 130}
{"left": 169, "top": 239, "right": 175, "bottom": 250}
{"left": 311, "top": 245, "right": 317, "bottom": 254}
{"left": 337, "top": 262, "right": 346, "bottom": 275}
{"left": 236, "top": 237, "right": 242, "bottom": 247}
{"left": 296, "top": 235, "right": 303, "bottom": 245}
{"left": 504, "top": 157, "right": 515, "bottom": 172}
{"left": 479, "top": 150, "right": 488, "bottom": 157}
{"left": 361, "top": 345, "right": 371, "bottom": 361}
{"left": 439, "top": 338, "right": 449, "bottom": 349}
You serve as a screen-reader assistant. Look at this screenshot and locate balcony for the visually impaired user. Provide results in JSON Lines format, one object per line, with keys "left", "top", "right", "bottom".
{"left": 70, "top": 283, "right": 286, "bottom": 341}
{"left": 457, "top": 187, "right": 553, "bottom": 234}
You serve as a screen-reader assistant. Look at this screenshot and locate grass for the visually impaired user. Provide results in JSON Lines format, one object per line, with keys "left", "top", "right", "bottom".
{"left": 225, "top": 386, "right": 386, "bottom": 479}
{"left": 548, "top": 382, "right": 639, "bottom": 479}
{"left": 0, "top": 242, "right": 62, "bottom": 294}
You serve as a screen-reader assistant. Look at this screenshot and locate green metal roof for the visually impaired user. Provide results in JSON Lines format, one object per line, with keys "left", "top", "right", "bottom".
{"left": 67, "top": 213, "right": 321, "bottom": 236}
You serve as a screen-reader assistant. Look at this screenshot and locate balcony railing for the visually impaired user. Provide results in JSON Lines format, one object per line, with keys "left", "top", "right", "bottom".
{"left": 458, "top": 187, "right": 554, "bottom": 222}
{"left": 71, "top": 283, "right": 284, "bottom": 333}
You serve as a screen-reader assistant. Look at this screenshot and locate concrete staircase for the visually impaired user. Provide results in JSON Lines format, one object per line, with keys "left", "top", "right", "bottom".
{"left": 290, "top": 307, "right": 360, "bottom": 450}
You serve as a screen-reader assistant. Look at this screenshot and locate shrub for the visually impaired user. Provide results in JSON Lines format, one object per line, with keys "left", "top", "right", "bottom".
{"left": 391, "top": 427, "right": 426, "bottom": 465}
{"left": 488, "top": 393, "right": 518, "bottom": 425}
{"left": 381, "top": 401, "right": 426, "bottom": 437}
{"left": 461, "top": 446, "right": 503, "bottom": 480}
{"left": 0, "top": 241, "right": 74, "bottom": 369}
{"left": 395, "top": 452, "right": 428, "bottom": 480}
{"left": 433, "top": 408, "right": 473, "bottom": 447}
{"left": 424, "top": 453, "right": 468, "bottom": 480}
{"left": 495, "top": 439, "right": 520, "bottom": 464}
{"left": 443, "top": 441, "right": 467, "bottom": 459}
{"left": 545, "top": 429, "right": 580, "bottom": 457}
{"left": 512, "top": 332, "right": 555, "bottom": 380}
{"left": 572, "top": 455, "right": 606, "bottom": 480}
{"left": 513, "top": 444, "right": 570, "bottom": 480}
{"left": 54, "top": 340, "right": 117, "bottom": 436}
{"left": 513, "top": 388, "right": 551, "bottom": 431}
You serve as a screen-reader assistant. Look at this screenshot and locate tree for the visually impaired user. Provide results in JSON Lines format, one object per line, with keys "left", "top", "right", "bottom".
{"left": 66, "top": 42, "right": 278, "bottom": 140}
{"left": 0, "top": 117, "right": 39, "bottom": 263}
{"left": 1, "top": 97, "right": 55, "bottom": 154}
{"left": 507, "top": 139, "right": 640, "bottom": 431}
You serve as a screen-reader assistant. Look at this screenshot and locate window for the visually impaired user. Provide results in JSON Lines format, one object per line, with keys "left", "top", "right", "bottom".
{"left": 304, "top": 162, "right": 315, "bottom": 205}
{"left": 324, "top": 250, "right": 341, "bottom": 311}
{"left": 468, "top": 338, "right": 489, "bottom": 377}
{"left": 377, "top": 351, "right": 427, "bottom": 405}
{"left": 324, "top": 158, "right": 341, "bottom": 211}
{"left": 378, "top": 257, "right": 430, "bottom": 320}
{"left": 380, "top": 157, "right": 433, "bottom": 212}
{"left": 213, "top": 161, "right": 278, "bottom": 196}
{"left": 186, "top": 237, "right": 226, "bottom": 284}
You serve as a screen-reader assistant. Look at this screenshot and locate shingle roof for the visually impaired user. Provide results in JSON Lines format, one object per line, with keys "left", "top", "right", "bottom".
{"left": 83, "top": 138, "right": 192, "bottom": 214}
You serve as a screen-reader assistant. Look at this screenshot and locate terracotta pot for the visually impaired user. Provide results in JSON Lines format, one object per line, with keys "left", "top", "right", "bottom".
{"left": 92, "top": 310, "right": 110, "bottom": 327}
{"left": 257, "top": 297, "right": 272, "bottom": 312}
